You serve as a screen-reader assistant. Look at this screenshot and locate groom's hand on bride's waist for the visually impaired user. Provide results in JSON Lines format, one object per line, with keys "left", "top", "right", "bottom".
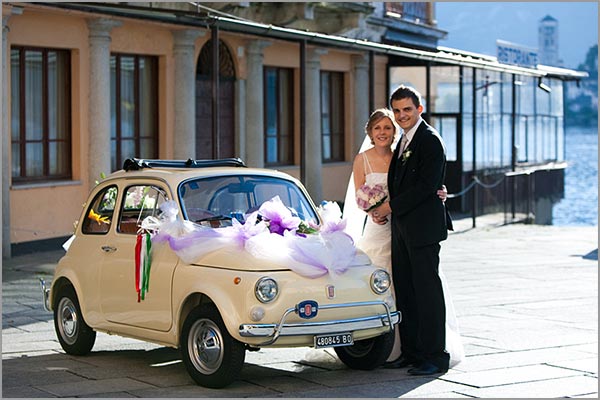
{"left": 372, "top": 215, "right": 388, "bottom": 225}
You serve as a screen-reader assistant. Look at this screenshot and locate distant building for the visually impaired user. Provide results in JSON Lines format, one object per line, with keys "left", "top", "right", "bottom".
{"left": 2, "top": 2, "right": 587, "bottom": 258}
{"left": 538, "top": 15, "right": 563, "bottom": 67}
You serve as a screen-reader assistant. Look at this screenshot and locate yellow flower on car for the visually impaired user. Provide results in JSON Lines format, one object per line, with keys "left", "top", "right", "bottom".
{"left": 88, "top": 209, "right": 110, "bottom": 225}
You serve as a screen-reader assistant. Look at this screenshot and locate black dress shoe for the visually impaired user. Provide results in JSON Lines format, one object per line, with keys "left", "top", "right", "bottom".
{"left": 407, "top": 362, "right": 447, "bottom": 376}
{"left": 383, "top": 356, "right": 417, "bottom": 369}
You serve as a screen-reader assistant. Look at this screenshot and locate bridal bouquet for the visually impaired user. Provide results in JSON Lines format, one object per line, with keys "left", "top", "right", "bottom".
{"left": 356, "top": 183, "right": 388, "bottom": 212}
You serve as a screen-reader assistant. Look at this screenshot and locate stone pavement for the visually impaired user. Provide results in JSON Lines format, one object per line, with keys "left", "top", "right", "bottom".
{"left": 2, "top": 219, "right": 598, "bottom": 398}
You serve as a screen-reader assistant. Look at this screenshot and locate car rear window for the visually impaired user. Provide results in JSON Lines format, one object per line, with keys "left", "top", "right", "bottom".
{"left": 81, "top": 185, "right": 117, "bottom": 235}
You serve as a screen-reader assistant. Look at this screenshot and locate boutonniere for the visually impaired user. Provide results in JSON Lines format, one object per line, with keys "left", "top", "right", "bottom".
{"left": 401, "top": 149, "right": 412, "bottom": 163}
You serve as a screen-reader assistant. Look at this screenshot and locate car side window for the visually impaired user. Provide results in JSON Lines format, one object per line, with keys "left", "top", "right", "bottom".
{"left": 118, "top": 185, "right": 168, "bottom": 234}
{"left": 81, "top": 186, "right": 117, "bottom": 235}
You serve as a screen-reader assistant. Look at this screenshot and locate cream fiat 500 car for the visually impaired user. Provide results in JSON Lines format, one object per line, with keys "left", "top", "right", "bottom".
{"left": 41, "top": 158, "right": 399, "bottom": 388}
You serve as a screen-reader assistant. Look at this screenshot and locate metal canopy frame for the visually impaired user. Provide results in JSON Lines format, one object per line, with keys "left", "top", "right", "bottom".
{"left": 29, "top": 2, "right": 587, "bottom": 80}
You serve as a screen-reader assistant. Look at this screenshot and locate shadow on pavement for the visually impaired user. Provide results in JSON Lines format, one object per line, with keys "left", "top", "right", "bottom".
{"left": 583, "top": 248, "right": 598, "bottom": 260}
{"left": 2, "top": 346, "right": 435, "bottom": 397}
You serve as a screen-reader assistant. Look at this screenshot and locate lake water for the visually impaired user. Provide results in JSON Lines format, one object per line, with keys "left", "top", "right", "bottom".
{"left": 552, "top": 126, "right": 598, "bottom": 226}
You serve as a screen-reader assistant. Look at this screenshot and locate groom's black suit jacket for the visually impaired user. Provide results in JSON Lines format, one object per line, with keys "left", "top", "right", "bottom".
{"left": 387, "top": 119, "right": 452, "bottom": 368}
{"left": 387, "top": 119, "right": 452, "bottom": 247}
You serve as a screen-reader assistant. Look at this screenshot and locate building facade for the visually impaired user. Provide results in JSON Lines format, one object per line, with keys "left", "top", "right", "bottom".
{"left": 2, "top": 2, "right": 585, "bottom": 257}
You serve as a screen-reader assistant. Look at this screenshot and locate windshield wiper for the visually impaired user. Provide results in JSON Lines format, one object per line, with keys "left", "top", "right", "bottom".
{"left": 195, "top": 215, "right": 232, "bottom": 223}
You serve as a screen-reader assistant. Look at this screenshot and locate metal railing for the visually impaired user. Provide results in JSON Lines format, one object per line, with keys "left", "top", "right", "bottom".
{"left": 448, "top": 167, "right": 561, "bottom": 228}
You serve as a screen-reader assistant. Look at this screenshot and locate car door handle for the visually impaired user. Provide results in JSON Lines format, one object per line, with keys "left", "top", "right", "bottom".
{"left": 101, "top": 245, "right": 117, "bottom": 253}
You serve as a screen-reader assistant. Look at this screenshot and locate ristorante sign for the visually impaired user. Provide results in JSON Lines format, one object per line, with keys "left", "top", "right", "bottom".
{"left": 496, "top": 40, "right": 539, "bottom": 67}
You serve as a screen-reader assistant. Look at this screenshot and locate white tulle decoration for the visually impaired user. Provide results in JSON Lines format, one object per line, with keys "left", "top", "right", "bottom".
{"left": 143, "top": 196, "right": 369, "bottom": 278}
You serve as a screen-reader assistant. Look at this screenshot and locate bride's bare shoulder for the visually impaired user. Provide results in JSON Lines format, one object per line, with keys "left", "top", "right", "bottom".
{"left": 352, "top": 152, "right": 366, "bottom": 175}
{"left": 358, "top": 148, "right": 375, "bottom": 158}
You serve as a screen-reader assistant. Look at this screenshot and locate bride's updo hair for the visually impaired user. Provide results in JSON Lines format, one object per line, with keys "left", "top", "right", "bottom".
{"left": 365, "top": 108, "right": 399, "bottom": 145}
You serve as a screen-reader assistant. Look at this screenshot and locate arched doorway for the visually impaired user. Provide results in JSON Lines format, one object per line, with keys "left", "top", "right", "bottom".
{"left": 196, "top": 39, "right": 236, "bottom": 159}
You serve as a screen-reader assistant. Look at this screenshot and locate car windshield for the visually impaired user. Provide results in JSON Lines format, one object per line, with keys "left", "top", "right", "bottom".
{"left": 178, "top": 174, "right": 319, "bottom": 226}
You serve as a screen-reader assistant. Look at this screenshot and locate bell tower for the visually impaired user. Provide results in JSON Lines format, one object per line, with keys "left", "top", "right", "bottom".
{"left": 538, "top": 15, "right": 562, "bottom": 66}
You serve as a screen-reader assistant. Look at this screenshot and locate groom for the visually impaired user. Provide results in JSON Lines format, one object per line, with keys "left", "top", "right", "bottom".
{"left": 371, "top": 85, "right": 451, "bottom": 375}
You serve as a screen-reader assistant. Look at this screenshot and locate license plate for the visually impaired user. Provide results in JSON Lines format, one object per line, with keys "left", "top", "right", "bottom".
{"left": 314, "top": 332, "right": 353, "bottom": 348}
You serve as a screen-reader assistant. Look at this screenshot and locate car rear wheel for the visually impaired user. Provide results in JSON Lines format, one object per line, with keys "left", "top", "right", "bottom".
{"left": 334, "top": 330, "right": 394, "bottom": 370}
{"left": 53, "top": 286, "right": 96, "bottom": 355}
{"left": 181, "top": 304, "right": 246, "bottom": 388}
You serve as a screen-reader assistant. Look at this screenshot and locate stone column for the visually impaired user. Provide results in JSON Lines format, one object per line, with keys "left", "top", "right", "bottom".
{"left": 352, "top": 54, "right": 370, "bottom": 155}
{"left": 87, "top": 18, "right": 121, "bottom": 187}
{"left": 2, "top": 14, "right": 14, "bottom": 258}
{"left": 172, "top": 29, "right": 203, "bottom": 160}
{"left": 235, "top": 79, "right": 246, "bottom": 162}
{"left": 244, "top": 40, "right": 270, "bottom": 168}
{"left": 304, "top": 48, "right": 327, "bottom": 203}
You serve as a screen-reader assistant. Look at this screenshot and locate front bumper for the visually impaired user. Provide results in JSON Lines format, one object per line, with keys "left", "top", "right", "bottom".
{"left": 239, "top": 300, "right": 400, "bottom": 346}
{"left": 39, "top": 278, "right": 51, "bottom": 312}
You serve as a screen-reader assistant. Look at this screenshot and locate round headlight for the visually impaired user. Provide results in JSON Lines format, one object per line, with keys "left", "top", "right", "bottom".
{"left": 371, "top": 269, "right": 391, "bottom": 294}
{"left": 255, "top": 277, "right": 278, "bottom": 303}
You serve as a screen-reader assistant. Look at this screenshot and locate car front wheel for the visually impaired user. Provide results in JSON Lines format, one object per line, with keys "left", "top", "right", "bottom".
{"left": 334, "top": 330, "right": 394, "bottom": 370}
{"left": 53, "top": 286, "right": 96, "bottom": 355}
{"left": 181, "top": 304, "right": 246, "bottom": 388}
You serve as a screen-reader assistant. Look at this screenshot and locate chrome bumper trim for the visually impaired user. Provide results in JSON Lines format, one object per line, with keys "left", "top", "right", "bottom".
{"left": 239, "top": 300, "right": 400, "bottom": 346}
{"left": 39, "top": 278, "right": 51, "bottom": 312}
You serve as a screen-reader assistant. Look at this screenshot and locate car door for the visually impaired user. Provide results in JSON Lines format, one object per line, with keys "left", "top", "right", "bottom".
{"left": 99, "top": 182, "right": 178, "bottom": 332}
{"left": 74, "top": 184, "right": 120, "bottom": 324}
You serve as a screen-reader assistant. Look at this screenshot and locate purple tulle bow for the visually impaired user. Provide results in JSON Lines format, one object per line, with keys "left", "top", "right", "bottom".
{"left": 257, "top": 196, "right": 302, "bottom": 235}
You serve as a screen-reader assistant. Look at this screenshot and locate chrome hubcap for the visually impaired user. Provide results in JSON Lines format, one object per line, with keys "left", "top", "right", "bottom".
{"left": 57, "top": 297, "right": 78, "bottom": 345}
{"left": 188, "top": 319, "right": 224, "bottom": 374}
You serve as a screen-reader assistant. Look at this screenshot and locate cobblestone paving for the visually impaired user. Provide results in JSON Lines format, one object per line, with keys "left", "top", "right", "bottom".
{"left": 2, "top": 222, "right": 597, "bottom": 398}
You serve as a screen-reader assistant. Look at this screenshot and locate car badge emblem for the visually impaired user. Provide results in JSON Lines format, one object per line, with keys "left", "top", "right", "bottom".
{"left": 326, "top": 285, "right": 335, "bottom": 299}
{"left": 298, "top": 300, "right": 318, "bottom": 319}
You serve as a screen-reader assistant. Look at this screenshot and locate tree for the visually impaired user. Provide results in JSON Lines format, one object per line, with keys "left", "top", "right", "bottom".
{"left": 565, "top": 45, "right": 598, "bottom": 127}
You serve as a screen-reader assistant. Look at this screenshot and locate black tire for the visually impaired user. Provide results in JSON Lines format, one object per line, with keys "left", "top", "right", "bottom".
{"left": 53, "top": 286, "right": 96, "bottom": 355}
{"left": 181, "top": 304, "right": 246, "bottom": 388}
{"left": 334, "top": 330, "right": 394, "bottom": 370}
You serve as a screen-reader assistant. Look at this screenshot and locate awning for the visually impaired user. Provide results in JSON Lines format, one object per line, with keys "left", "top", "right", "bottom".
{"left": 27, "top": 2, "right": 588, "bottom": 80}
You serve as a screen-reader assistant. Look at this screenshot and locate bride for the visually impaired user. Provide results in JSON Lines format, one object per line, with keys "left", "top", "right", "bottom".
{"left": 343, "top": 108, "right": 464, "bottom": 367}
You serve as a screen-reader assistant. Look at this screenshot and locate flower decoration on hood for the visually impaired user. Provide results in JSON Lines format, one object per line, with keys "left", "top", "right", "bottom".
{"left": 257, "top": 196, "right": 302, "bottom": 235}
{"left": 141, "top": 195, "right": 365, "bottom": 279}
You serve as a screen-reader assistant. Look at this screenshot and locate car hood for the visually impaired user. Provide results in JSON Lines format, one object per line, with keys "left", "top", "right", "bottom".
{"left": 190, "top": 247, "right": 373, "bottom": 272}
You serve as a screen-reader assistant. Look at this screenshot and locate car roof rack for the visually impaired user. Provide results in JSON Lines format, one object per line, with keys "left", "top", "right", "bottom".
{"left": 123, "top": 158, "right": 247, "bottom": 171}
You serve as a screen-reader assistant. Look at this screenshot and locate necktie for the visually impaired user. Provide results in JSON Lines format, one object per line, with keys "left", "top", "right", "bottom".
{"left": 397, "top": 134, "right": 408, "bottom": 158}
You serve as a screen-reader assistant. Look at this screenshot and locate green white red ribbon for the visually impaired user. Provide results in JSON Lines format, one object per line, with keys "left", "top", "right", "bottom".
{"left": 135, "top": 232, "right": 152, "bottom": 302}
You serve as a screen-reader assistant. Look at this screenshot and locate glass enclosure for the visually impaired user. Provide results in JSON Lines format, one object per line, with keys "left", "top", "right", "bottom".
{"left": 390, "top": 65, "right": 565, "bottom": 172}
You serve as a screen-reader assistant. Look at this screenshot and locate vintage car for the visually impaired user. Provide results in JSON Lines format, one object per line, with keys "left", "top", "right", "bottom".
{"left": 41, "top": 158, "right": 400, "bottom": 388}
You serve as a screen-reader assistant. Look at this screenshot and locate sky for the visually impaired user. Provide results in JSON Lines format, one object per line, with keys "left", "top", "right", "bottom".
{"left": 435, "top": 2, "right": 598, "bottom": 69}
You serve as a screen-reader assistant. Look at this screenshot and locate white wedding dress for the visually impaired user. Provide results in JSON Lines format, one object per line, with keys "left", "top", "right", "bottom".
{"left": 343, "top": 139, "right": 464, "bottom": 368}
{"left": 355, "top": 171, "right": 392, "bottom": 271}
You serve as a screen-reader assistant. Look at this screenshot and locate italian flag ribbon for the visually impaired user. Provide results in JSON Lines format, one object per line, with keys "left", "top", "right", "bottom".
{"left": 135, "top": 232, "right": 152, "bottom": 302}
